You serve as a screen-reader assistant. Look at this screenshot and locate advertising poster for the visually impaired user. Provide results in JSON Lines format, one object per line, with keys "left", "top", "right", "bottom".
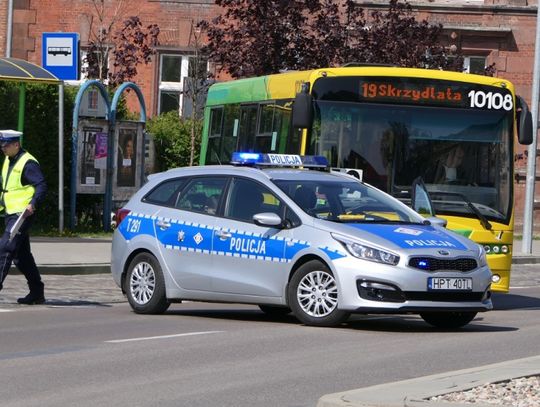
{"left": 77, "top": 119, "right": 107, "bottom": 194}
{"left": 116, "top": 128, "right": 137, "bottom": 187}
{"left": 80, "top": 126, "right": 102, "bottom": 185}
{"left": 94, "top": 132, "right": 108, "bottom": 170}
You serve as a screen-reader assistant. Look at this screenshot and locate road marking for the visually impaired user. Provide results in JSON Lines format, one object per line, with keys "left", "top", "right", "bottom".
{"left": 0, "top": 309, "right": 15, "bottom": 312}
{"left": 105, "top": 331, "right": 223, "bottom": 343}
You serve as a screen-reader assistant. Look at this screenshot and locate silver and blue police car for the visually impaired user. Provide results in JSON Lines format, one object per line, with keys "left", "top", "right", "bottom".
{"left": 111, "top": 153, "right": 492, "bottom": 328}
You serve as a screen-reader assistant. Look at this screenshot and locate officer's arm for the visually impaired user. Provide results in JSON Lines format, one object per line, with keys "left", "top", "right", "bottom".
{"left": 21, "top": 161, "right": 47, "bottom": 210}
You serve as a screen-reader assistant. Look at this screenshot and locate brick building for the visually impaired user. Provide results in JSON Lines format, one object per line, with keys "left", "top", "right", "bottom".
{"left": 0, "top": 0, "right": 539, "bottom": 227}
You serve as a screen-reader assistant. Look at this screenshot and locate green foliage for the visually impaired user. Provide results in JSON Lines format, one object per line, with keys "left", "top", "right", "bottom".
{"left": 0, "top": 82, "right": 77, "bottom": 230}
{"left": 202, "top": 0, "right": 464, "bottom": 78}
{"left": 146, "top": 111, "right": 203, "bottom": 171}
{"left": 0, "top": 82, "right": 120, "bottom": 233}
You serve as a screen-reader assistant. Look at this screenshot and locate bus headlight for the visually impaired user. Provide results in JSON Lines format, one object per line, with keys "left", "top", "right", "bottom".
{"left": 332, "top": 234, "right": 399, "bottom": 265}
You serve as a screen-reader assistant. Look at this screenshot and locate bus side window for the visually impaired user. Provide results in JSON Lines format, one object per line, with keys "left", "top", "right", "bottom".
{"left": 207, "top": 107, "right": 224, "bottom": 164}
{"left": 221, "top": 104, "right": 240, "bottom": 162}
{"left": 238, "top": 105, "right": 258, "bottom": 152}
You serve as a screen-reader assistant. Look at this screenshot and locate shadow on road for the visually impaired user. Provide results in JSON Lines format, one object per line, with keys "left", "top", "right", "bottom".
{"left": 343, "top": 314, "right": 516, "bottom": 333}
{"left": 44, "top": 299, "right": 112, "bottom": 307}
{"left": 492, "top": 293, "right": 540, "bottom": 310}
{"left": 164, "top": 305, "right": 516, "bottom": 332}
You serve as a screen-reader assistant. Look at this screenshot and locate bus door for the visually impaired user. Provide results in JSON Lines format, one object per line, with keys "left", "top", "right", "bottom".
{"left": 237, "top": 105, "right": 258, "bottom": 151}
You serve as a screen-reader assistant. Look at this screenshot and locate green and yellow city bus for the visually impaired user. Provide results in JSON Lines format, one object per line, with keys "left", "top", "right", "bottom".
{"left": 200, "top": 66, "right": 532, "bottom": 292}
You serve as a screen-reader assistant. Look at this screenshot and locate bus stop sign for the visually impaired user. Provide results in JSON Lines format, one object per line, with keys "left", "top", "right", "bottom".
{"left": 42, "top": 32, "right": 79, "bottom": 80}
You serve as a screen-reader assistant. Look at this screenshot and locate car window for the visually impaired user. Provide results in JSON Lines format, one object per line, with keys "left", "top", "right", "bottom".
{"left": 176, "top": 177, "right": 228, "bottom": 215}
{"left": 274, "top": 179, "right": 422, "bottom": 223}
{"left": 225, "top": 178, "right": 282, "bottom": 223}
{"left": 143, "top": 178, "right": 187, "bottom": 206}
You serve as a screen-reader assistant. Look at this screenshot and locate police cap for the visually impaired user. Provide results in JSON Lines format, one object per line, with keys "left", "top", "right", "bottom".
{"left": 0, "top": 130, "right": 22, "bottom": 147}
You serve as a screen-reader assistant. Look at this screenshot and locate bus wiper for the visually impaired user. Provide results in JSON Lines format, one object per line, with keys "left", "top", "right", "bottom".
{"left": 430, "top": 191, "right": 492, "bottom": 230}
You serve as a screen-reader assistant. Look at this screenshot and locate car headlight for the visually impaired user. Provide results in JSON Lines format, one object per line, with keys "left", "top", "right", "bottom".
{"left": 332, "top": 233, "right": 399, "bottom": 265}
{"left": 477, "top": 244, "right": 488, "bottom": 267}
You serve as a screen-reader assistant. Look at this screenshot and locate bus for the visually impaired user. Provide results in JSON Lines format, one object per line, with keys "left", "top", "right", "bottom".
{"left": 200, "top": 66, "right": 533, "bottom": 292}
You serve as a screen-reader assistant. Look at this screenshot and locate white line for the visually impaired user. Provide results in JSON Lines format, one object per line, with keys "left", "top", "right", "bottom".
{"left": 105, "top": 330, "right": 223, "bottom": 344}
{"left": 0, "top": 309, "right": 15, "bottom": 312}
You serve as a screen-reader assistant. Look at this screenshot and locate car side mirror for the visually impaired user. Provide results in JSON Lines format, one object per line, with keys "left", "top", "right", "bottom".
{"left": 425, "top": 216, "right": 448, "bottom": 228}
{"left": 253, "top": 212, "right": 284, "bottom": 228}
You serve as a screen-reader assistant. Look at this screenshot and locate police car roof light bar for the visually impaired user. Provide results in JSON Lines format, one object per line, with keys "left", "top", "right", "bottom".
{"left": 231, "top": 152, "right": 329, "bottom": 169}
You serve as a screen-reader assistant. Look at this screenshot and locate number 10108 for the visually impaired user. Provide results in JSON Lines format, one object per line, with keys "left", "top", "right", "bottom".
{"left": 468, "top": 90, "right": 513, "bottom": 111}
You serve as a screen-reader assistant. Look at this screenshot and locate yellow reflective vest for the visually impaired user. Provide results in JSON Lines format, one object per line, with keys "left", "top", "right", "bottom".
{"left": 1, "top": 152, "right": 37, "bottom": 215}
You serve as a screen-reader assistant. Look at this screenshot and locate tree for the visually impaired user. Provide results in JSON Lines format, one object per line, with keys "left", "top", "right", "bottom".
{"left": 183, "top": 20, "right": 214, "bottom": 166}
{"left": 83, "top": 0, "right": 160, "bottom": 87}
{"left": 109, "top": 16, "right": 160, "bottom": 87}
{"left": 200, "top": 0, "right": 462, "bottom": 79}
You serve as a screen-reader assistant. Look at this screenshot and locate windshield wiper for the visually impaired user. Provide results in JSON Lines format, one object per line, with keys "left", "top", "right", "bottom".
{"left": 430, "top": 191, "right": 492, "bottom": 230}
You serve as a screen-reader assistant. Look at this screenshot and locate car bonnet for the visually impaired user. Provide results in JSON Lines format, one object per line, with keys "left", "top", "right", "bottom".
{"left": 325, "top": 221, "right": 475, "bottom": 253}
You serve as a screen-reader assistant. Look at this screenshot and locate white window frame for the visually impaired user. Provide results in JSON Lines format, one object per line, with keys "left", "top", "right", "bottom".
{"left": 158, "top": 54, "right": 191, "bottom": 114}
{"left": 158, "top": 53, "right": 209, "bottom": 115}
{"left": 463, "top": 56, "right": 487, "bottom": 74}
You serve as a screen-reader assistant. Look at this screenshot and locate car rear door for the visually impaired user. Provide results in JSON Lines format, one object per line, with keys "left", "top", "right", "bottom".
{"left": 155, "top": 176, "right": 228, "bottom": 291}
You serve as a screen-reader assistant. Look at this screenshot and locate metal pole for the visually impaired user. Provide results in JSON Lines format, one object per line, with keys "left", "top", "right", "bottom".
{"left": 522, "top": 5, "right": 540, "bottom": 254}
{"left": 17, "top": 83, "right": 25, "bottom": 133}
{"left": 6, "top": 0, "right": 13, "bottom": 57}
{"left": 58, "top": 82, "right": 64, "bottom": 233}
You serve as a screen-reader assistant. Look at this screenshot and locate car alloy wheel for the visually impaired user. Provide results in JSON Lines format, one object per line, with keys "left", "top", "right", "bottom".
{"left": 129, "top": 261, "right": 156, "bottom": 305}
{"left": 297, "top": 270, "right": 338, "bottom": 317}
{"left": 125, "top": 252, "right": 170, "bottom": 314}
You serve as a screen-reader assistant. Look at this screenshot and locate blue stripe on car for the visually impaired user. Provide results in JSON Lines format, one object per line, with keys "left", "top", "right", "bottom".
{"left": 119, "top": 214, "right": 347, "bottom": 263}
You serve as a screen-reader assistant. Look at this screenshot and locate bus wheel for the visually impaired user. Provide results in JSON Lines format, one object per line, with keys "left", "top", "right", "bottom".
{"left": 288, "top": 260, "right": 349, "bottom": 327}
{"left": 125, "top": 253, "right": 170, "bottom": 314}
{"left": 420, "top": 312, "right": 477, "bottom": 329}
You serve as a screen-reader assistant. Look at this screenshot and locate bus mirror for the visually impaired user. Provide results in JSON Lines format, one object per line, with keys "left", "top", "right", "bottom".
{"left": 517, "top": 95, "right": 533, "bottom": 145}
{"left": 292, "top": 92, "right": 313, "bottom": 129}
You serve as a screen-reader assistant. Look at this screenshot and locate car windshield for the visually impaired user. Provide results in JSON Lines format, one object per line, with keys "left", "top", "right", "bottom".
{"left": 272, "top": 178, "right": 424, "bottom": 224}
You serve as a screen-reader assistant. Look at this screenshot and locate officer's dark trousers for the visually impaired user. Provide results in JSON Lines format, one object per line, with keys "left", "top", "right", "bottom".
{"left": 0, "top": 214, "right": 44, "bottom": 295}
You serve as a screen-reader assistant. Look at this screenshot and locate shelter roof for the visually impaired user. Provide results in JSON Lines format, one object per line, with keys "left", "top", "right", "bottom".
{"left": 0, "top": 57, "right": 60, "bottom": 84}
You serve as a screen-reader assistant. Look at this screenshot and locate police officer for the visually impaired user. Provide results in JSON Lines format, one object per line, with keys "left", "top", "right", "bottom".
{"left": 0, "top": 130, "right": 47, "bottom": 304}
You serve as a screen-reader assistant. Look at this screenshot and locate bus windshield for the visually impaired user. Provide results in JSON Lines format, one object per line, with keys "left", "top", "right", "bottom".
{"left": 307, "top": 101, "right": 513, "bottom": 224}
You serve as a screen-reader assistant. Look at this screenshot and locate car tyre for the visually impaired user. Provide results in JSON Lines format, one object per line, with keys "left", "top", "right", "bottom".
{"left": 420, "top": 311, "right": 477, "bottom": 329}
{"left": 258, "top": 304, "right": 292, "bottom": 317}
{"left": 288, "top": 260, "right": 349, "bottom": 327}
{"left": 125, "top": 252, "right": 170, "bottom": 314}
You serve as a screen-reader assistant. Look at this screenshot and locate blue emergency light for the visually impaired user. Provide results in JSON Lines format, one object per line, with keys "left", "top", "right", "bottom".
{"left": 231, "top": 152, "right": 329, "bottom": 168}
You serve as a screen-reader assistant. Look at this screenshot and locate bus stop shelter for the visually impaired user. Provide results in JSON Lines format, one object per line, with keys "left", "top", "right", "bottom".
{"left": 0, "top": 56, "right": 60, "bottom": 133}
{"left": 0, "top": 57, "right": 64, "bottom": 230}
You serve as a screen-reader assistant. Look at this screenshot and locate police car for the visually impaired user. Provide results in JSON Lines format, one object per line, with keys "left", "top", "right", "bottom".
{"left": 111, "top": 153, "right": 492, "bottom": 328}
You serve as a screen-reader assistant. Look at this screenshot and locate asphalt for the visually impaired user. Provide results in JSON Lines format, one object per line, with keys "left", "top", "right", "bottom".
{"left": 0, "top": 236, "right": 539, "bottom": 406}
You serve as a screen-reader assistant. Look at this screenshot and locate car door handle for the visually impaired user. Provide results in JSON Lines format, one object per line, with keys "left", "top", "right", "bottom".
{"left": 156, "top": 220, "right": 171, "bottom": 230}
{"left": 216, "top": 230, "right": 231, "bottom": 240}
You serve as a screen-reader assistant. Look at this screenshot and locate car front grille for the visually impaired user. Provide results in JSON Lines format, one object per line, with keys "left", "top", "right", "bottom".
{"left": 408, "top": 257, "right": 478, "bottom": 272}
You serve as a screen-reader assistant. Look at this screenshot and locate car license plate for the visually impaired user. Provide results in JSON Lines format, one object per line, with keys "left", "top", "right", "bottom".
{"left": 428, "top": 277, "right": 472, "bottom": 291}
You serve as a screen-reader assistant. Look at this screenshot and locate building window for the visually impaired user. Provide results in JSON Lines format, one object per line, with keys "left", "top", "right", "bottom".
{"left": 463, "top": 56, "right": 487, "bottom": 75}
{"left": 158, "top": 54, "right": 208, "bottom": 115}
